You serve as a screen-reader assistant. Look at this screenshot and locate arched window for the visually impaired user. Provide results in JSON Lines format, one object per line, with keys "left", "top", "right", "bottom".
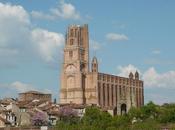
{"left": 107, "top": 84, "right": 109, "bottom": 106}
{"left": 103, "top": 83, "right": 105, "bottom": 106}
{"left": 121, "top": 104, "right": 127, "bottom": 115}
{"left": 69, "top": 51, "right": 73, "bottom": 58}
{"left": 111, "top": 85, "right": 114, "bottom": 106}
{"left": 75, "top": 29, "right": 78, "bottom": 37}
{"left": 70, "top": 29, "right": 73, "bottom": 37}
{"left": 67, "top": 76, "right": 75, "bottom": 89}
{"left": 70, "top": 39, "right": 74, "bottom": 45}
{"left": 98, "top": 83, "right": 101, "bottom": 105}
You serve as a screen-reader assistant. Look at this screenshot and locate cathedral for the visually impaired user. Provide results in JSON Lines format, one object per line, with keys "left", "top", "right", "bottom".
{"left": 60, "top": 24, "right": 144, "bottom": 115}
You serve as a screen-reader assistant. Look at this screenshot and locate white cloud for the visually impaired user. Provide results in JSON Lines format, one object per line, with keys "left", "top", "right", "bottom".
{"left": 0, "top": 81, "right": 35, "bottom": 93}
{"left": 0, "top": 81, "right": 53, "bottom": 98}
{"left": 0, "top": 2, "right": 31, "bottom": 67}
{"left": 11, "top": 81, "right": 35, "bottom": 92}
{"left": 117, "top": 64, "right": 175, "bottom": 89}
{"left": 106, "top": 33, "right": 128, "bottom": 41}
{"left": 117, "top": 64, "right": 140, "bottom": 77}
{"left": 31, "top": 1, "right": 80, "bottom": 20}
{"left": 0, "top": 3, "right": 30, "bottom": 25}
{"left": 90, "top": 40, "right": 101, "bottom": 51}
{"left": 0, "top": 2, "right": 31, "bottom": 48}
{"left": 31, "top": 28, "right": 64, "bottom": 63}
{"left": 0, "top": 2, "right": 65, "bottom": 68}
{"left": 51, "top": 1, "right": 80, "bottom": 20}
{"left": 143, "top": 67, "right": 175, "bottom": 88}
{"left": 116, "top": 64, "right": 175, "bottom": 104}
{"left": 152, "top": 50, "right": 161, "bottom": 54}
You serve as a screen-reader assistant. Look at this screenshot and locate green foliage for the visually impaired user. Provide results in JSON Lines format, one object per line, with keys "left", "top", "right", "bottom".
{"left": 131, "top": 119, "right": 160, "bottom": 130}
{"left": 110, "top": 115, "right": 130, "bottom": 128}
{"left": 106, "top": 126, "right": 116, "bottom": 130}
{"left": 55, "top": 121, "right": 101, "bottom": 130}
{"left": 159, "top": 107, "right": 175, "bottom": 123}
{"left": 82, "top": 106, "right": 112, "bottom": 130}
{"left": 140, "top": 101, "right": 158, "bottom": 119}
{"left": 82, "top": 106, "right": 102, "bottom": 126}
{"left": 55, "top": 103, "right": 175, "bottom": 130}
{"left": 128, "top": 107, "right": 142, "bottom": 119}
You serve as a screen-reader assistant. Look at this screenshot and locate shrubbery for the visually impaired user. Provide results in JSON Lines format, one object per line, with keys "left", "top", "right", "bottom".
{"left": 55, "top": 102, "right": 175, "bottom": 130}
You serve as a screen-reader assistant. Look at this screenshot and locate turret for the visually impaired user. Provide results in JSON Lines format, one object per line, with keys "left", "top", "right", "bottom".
{"left": 129, "top": 72, "right": 134, "bottom": 79}
{"left": 135, "top": 71, "right": 139, "bottom": 80}
{"left": 91, "top": 56, "right": 98, "bottom": 73}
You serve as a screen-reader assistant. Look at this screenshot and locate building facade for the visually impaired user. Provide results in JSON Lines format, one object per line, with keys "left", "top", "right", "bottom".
{"left": 60, "top": 24, "right": 144, "bottom": 115}
{"left": 19, "top": 91, "right": 51, "bottom": 102}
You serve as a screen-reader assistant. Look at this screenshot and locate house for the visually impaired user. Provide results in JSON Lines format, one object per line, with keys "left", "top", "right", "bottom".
{"left": 0, "top": 116, "right": 10, "bottom": 128}
{"left": 19, "top": 91, "right": 51, "bottom": 102}
{"left": 0, "top": 100, "right": 19, "bottom": 127}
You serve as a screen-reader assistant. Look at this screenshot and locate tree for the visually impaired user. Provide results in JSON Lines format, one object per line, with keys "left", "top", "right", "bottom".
{"left": 159, "top": 107, "right": 175, "bottom": 123}
{"left": 31, "top": 112, "right": 48, "bottom": 126}
{"left": 82, "top": 106, "right": 102, "bottom": 126}
{"left": 82, "top": 106, "right": 112, "bottom": 130}
{"left": 140, "top": 101, "right": 158, "bottom": 119}
{"left": 100, "top": 111, "right": 112, "bottom": 129}
{"left": 128, "top": 107, "right": 142, "bottom": 120}
{"left": 110, "top": 115, "right": 130, "bottom": 129}
{"left": 59, "top": 106, "right": 79, "bottom": 125}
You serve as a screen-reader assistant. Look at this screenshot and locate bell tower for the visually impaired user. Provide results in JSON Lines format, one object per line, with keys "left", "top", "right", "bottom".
{"left": 60, "top": 24, "right": 89, "bottom": 104}
{"left": 91, "top": 56, "right": 98, "bottom": 73}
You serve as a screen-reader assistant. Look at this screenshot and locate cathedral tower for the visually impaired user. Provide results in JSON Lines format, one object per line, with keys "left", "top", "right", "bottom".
{"left": 59, "top": 24, "right": 144, "bottom": 115}
{"left": 60, "top": 24, "right": 89, "bottom": 104}
{"left": 91, "top": 56, "right": 98, "bottom": 73}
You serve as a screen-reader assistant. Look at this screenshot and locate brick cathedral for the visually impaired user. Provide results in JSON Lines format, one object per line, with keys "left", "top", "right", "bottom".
{"left": 60, "top": 24, "right": 144, "bottom": 115}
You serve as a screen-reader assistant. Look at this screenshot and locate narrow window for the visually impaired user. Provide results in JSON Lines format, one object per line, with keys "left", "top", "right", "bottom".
{"left": 70, "top": 39, "right": 74, "bottom": 45}
{"left": 75, "top": 29, "right": 77, "bottom": 37}
{"left": 70, "top": 29, "right": 73, "bottom": 37}
{"left": 69, "top": 51, "right": 73, "bottom": 58}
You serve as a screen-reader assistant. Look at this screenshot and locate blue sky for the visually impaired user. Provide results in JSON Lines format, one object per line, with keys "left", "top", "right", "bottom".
{"left": 0, "top": 0, "right": 175, "bottom": 104}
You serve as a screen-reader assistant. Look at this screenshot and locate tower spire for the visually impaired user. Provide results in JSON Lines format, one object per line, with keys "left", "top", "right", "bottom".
{"left": 91, "top": 56, "right": 98, "bottom": 73}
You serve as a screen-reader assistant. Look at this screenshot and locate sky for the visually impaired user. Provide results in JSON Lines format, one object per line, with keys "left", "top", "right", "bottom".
{"left": 0, "top": 0, "right": 175, "bottom": 104}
